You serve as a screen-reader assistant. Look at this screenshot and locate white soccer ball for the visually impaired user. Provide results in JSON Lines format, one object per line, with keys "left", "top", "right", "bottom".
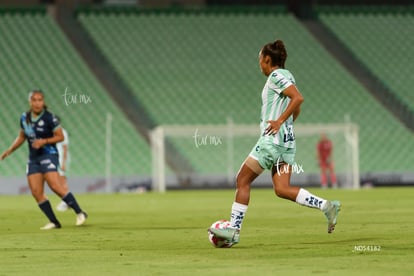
{"left": 208, "top": 219, "right": 234, "bottom": 248}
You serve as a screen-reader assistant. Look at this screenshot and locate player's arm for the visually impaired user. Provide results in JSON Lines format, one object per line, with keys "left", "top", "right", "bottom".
{"left": 293, "top": 105, "right": 301, "bottom": 122}
{"left": 32, "top": 127, "right": 64, "bottom": 149}
{"left": 265, "top": 84, "right": 304, "bottom": 135}
{"left": 1, "top": 130, "right": 26, "bottom": 160}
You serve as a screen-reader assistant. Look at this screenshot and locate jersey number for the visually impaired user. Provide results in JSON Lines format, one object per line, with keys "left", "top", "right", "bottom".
{"left": 283, "top": 126, "right": 295, "bottom": 143}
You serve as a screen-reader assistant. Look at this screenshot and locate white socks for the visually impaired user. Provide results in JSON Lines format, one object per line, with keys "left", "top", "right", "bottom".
{"left": 229, "top": 189, "right": 327, "bottom": 230}
{"left": 295, "top": 188, "right": 328, "bottom": 210}
{"left": 230, "top": 202, "right": 248, "bottom": 229}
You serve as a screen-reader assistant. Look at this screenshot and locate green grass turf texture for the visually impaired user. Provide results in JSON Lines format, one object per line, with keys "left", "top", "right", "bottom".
{"left": 0, "top": 187, "right": 413, "bottom": 276}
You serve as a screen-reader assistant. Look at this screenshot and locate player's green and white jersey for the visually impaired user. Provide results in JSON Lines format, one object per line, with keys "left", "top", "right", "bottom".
{"left": 260, "top": 68, "right": 297, "bottom": 148}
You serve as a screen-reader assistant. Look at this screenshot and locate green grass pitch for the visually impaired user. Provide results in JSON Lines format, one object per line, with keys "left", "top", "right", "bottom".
{"left": 1, "top": 187, "right": 413, "bottom": 275}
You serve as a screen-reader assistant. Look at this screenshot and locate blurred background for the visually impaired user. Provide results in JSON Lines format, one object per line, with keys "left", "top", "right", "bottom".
{"left": 0, "top": 0, "right": 413, "bottom": 193}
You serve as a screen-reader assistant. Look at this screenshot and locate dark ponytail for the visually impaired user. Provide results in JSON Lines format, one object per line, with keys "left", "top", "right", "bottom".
{"left": 261, "top": 39, "right": 288, "bottom": 68}
{"left": 25, "top": 111, "right": 31, "bottom": 124}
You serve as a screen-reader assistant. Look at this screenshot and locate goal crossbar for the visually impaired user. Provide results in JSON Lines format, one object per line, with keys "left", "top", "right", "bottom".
{"left": 151, "top": 123, "right": 359, "bottom": 192}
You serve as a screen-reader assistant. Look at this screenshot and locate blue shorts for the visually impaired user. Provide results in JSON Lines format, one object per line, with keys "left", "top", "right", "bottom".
{"left": 26, "top": 154, "right": 59, "bottom": 176}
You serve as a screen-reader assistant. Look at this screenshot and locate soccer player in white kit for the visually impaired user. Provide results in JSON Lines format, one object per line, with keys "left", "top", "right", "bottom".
{"left": 209, "top": 40, "right": 341, "bottom": 245}
{"left": 56, "top": 122, "right": 71, "bottom": 212}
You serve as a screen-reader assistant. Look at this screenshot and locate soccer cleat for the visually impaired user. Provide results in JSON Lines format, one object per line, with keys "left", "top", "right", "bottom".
{"left": 40, "top": 222, "right": 61, "bottom": 230}
{"left": 323, "top": 200, "right": 341, "bottom": 234}
{"left": 76, "top": 211, "right": 88, "bottom": 226}
{"left": 208, "top": 227, "right": 240, "bottom": 244}
{"left": 56, "top": 201, "right": 69, "bottom": 212}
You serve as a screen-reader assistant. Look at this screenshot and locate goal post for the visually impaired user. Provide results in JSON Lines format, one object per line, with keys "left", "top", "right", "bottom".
{"left": 150, "top": 122, "right": 359, "bottom": 192}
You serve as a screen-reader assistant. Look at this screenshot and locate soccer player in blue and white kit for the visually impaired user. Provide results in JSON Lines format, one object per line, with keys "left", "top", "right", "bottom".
{"left": 1, "top": 90, "right": 87, "bottom": 230}
{"left": 209, "top": 40, "right": 341, "bottom": 245}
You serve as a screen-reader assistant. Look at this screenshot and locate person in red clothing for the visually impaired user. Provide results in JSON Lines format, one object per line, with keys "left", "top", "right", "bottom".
{"left": 317, "top": 133, "right": 337, "bottom": 188}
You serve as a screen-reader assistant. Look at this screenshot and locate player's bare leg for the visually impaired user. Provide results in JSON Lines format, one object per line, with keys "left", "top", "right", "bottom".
{"left": 271, "top": 162, "right": 300, "bottom": 200}
{"left": 271, "top": 162, "right": 341, "bottom": 233}
{"left": 209, "top": 157, "right": 262, "bottom": 243}
{"left": 28, "top": 173, "right": 61, "bottom": 229}
{"left": 28, "top": 173, "right": 47, "bottom": 203}
{"left": 44, "top": 172, "right": 67, "bottom": 198}
{"left": 45, "top": 172, "right": 88, "bottom": 226}
{"left": 234, "top": 157, "right": 262, "bottom": 205}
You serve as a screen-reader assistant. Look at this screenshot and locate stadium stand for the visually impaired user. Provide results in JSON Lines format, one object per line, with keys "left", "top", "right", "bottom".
{"left": 1, "top": 6, "right": 412, "bottom": 182}
{"left": 317, "top": 6, "right": 414, "bottom": 113}
{"left": 78, "top": 7, "right": 414, "bottom": 174}
{"left": 0, "top": 9, "right": 151, "bottom": 177}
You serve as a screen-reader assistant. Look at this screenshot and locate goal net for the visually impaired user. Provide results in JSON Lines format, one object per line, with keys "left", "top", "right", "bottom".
{"left": 150, "top": 122, "right": 359, "bottom": 192}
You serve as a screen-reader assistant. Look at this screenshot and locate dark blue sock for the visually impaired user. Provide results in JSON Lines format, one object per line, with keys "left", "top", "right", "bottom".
{"left": 62, "top": 192, "right": 82, "bottom": 214}
{"left": 38, "top": 200, "right": 60, "bottom": 226}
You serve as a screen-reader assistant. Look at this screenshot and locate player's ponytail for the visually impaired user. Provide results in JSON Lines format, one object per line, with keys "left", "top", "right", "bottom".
{"left": 25, "top": 111, "right": 31, "bottom": 124}
{"left": 261, "top": 39, "right": 288, "bottom": 68}
{"left": 273, "top": 40, "right": 287, "bottom": 68}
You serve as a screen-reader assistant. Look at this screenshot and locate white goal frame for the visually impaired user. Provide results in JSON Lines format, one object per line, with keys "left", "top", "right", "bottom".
{"left": 150, "top": 123, "right": 359, "bottom": 192}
